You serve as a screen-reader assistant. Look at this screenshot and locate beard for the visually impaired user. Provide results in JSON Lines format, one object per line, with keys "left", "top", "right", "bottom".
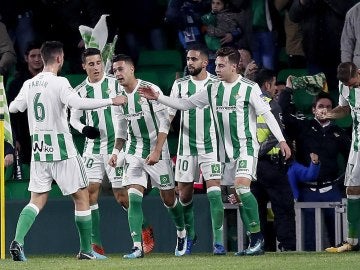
{"left": 188, "top": 66, "right": 202, "bottom": 76}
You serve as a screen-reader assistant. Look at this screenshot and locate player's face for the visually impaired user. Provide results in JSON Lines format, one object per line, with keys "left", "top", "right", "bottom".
{"left": 83, "top": 54, "right": 104, "bottom": 83}
{"left": 112, "top": 60, "right": 135, "bottom": 87}
{"left": 344, "top": 70, "right": 360, "bottom": 88}
{"left": 26, "top": 49, "right": 43, "bottom": 72}
{"left": 215, "top": 56, "right": 237, "bottom": 81}
{"left": 186, "top": 50, "right": 207, "bottom": 76}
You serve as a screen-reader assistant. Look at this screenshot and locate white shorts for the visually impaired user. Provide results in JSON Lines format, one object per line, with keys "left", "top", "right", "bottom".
{"left": 82, "top": 153, "right": 124, "bottom": 188}
{"left": 344, "top": 150, "right": 360, "bottom": 187}
{"left": 222, "top": 155, "right": 258, "bottom": 186}
{"left": 29, "top": 155, "right": 88, "bottom": 195}
{"left": 123, "top": 154, "right": 175, "bottom": 190}
{"left": 175, "top": 152, "right": 221, "bottom": 183}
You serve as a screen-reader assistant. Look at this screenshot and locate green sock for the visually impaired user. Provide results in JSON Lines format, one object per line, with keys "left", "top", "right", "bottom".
{"left": 128, "top": 191, "right": 143, "bottom": 243}
{"left": 75, "top": 212, "right": 92, "bottom": 253}
{"left": 14, "top": 204, "right": 38, "bottom": 246}
{"left": 90, "top": 205, "right": 102, "bottom": 246}
{"left": 239, "top": 203, "right": 251, "bottom": 233}
{"left": 238, "top": 192, "right": 261, "bottom": 233}
{"left": 347, "top": 198, "right": 360, "bottom": 238}
{"left": 207, "top": 188, "right": 224, "bottom": 245}
{"left": 181, "top": 200, "right": 195, "bottom": 240}
{"left": 167, "top": 199, "right": 185, "bottom": 231}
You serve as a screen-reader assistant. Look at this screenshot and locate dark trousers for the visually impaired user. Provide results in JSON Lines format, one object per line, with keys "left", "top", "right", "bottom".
{"left": 252, "top": 159, "right": 296, "bottom": 251}
{"left": 298, "top": 185, "right": 342, "bottom": 251}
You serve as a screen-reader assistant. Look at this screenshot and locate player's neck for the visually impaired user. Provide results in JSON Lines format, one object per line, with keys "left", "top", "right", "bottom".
{"left": 192, "top": 71, "right": 207, "bottom": 81}
{"left": 124, "top": 78, "right": 138, "bottom": 93}
{"left": 43, "top": 65, "right": 58, "bottom": 75}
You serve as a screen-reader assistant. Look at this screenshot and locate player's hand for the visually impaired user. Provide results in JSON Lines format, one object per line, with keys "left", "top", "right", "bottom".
{"left": 4, "top": 153, "right": 14, "bottom": 167}
{"left": 82, "top": 126, "right": 100, "bottom": 139}
{"left": 112, "top": 95, "right": 127, "bottom": 106}
{"left": 279, "top": 141, "right": 291, "bottom": 160}
{"left": 315, "top": 108, "right": 329, "bottom": 120}
{"left": 108, "top": 154, "right": 118, "bottom": 167}
{"left": 138, "top": 86, "right": 159, "bottom": 100}
{"left": 145, "top": 150, "right": 161, "bottom": 165}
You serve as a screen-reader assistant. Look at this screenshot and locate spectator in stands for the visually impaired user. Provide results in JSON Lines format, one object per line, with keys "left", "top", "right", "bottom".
{"left": 246, "top": 0, "right": 284, "bottom": 71}
{"left": 279, "top": 78, "right": 351, "bottom": 251}
{"left": 325, "top": 62, "right": 360, "bottom": 253}
{"left": 165, "top": 0, "right": 210, "bottom": 57}
{"left": 237, "top": 48, "right": 258, "bottom": 81}
{"left": 252, "top": 68, "right": 296, "bottom": 252}
{"left": 7, "top": 41, "right": 43, "bottom": 171}
{"left": 201, "top": 0, "right": 243, "bottom": 74}
{"left": 289, "top": 0, "right": 357, "bottom": 94}
{"left": 341, "top": 2, "right": 360, "bottom": 68}
{"left": 0, "top": 21, "right": 17, "bottom": 86}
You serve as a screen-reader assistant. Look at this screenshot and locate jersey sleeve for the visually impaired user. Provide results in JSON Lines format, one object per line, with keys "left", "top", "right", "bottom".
{"left": 8, "top": 81, "right": 28, "bottom": 113}
{"left": 250, "top": 84, "right": 272, "bottom": 115}
{"left": 168, "top": 81, "right": 179, "bottom": 116}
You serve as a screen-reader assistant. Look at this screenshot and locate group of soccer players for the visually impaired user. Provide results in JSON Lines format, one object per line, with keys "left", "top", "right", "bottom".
{"left": 8, "top": 39, "right": 293, "bottom": 261}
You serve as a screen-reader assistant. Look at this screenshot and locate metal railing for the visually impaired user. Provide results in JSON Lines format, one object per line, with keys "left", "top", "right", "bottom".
{"left": 223, "top": 199, "right": 347, "bottom": 251}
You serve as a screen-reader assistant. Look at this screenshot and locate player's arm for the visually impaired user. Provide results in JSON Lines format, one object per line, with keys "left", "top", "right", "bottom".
{"left": 324, "top": 105, "right": 351, "bottom": 120}
{"left": 261, "top": 110, "right": 291, "bottom": 160}
{"left": 138, "top": 85, "right": 209, "bottom": 110}
{"left": 146, "top": 107, "right": 171, "bottom": 165}
{"left": 70, "top": 108, "right": 100, "bottom": 139}
{"left": 9, "top": 85, "right": 27, "bottom": 113}
{"left": 109, "top": 116, "right": 127, "bottom": 167}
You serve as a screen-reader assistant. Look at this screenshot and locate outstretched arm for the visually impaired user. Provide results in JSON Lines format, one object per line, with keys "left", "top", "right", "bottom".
{"left": 138, "top": 85, "right": 209, "bottom": 110}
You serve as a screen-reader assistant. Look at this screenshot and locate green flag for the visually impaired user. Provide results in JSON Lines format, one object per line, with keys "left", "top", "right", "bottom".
{"left": 0, "top": 76, "right": 13, "bottom": 146}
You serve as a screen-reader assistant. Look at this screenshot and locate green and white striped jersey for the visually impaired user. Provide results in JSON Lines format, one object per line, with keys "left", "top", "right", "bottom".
{"left": 72, "top": 75, "right": 120, "bottom": 154}
{"left": 15, "top": 72, "right": 79, "bottom": 161}
{"left": 169, "top": 72, "right": 218, "bottom": 156}
{"left": 339, "top": 82, "right": 360, "bottom": 151}
{"left": 186, "top": 76, "right": 271, "bottom": 162}
{"left": 117, "top": 80, "right": 170, "bottom": 159}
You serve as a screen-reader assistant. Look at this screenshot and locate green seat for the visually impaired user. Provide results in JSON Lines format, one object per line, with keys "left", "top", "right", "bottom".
{"left": 277, "top": 68, "right": 308, "bottom": 82}
{"left": 137, "top": 50, "right": 183, "bottom": 72}
{"left": 135, "top": 70, "right": 160, "bottom": 86}
{"left": 64, "top": 74, "right": 87, "bottom": 88}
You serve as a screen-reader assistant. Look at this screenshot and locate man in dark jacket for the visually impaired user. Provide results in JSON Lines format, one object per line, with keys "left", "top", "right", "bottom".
{"left": 279, "top": 76, "right": 351, "bottom": 251}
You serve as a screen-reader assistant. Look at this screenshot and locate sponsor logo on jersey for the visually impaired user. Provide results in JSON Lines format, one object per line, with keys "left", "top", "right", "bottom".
{"left": 216, "top": 105, "right": 237, "bottom": 112}
{"left": 125, "top": 111, "right": 144, "bottom": 120}
{"left": 33, "top": 141, "right": 54, "bottom": 153}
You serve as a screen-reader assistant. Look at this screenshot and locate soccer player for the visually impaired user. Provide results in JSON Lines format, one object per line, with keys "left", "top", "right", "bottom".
{"left": 69, "top": 48, "right": 154, "bottom": 255}
{"left": 8, "top": 41, "right": 126, "bottom": 261}
{"left": 139, "top": 46, "right": 291, "bottom": 256}
{"left": 168, "top": 44, "right": 224, "bottom": 255}
{"left": 108, "top": 54, "right": 187, "bottom": 259}
{"left": 324, "top": 62, "right": 360, "bottom": 252}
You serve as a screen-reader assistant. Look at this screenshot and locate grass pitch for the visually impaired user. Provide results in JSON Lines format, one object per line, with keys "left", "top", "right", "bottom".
{"left": 1, "top": 252, "right": 358, "bottom": 270}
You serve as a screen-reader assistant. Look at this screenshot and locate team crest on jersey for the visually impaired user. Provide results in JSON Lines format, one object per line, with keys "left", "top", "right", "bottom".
{"left": 138, "top": 97, "right": 146, "bottom": 105}
{"left": 260, "top": 94, "right": 267, "bottom": 102}
{"left": 234, "top": 93, "right": 242, "bottom": 100}
{"left": 210, "top": 163, "right": 221, "bottom": 177}
{"left": 115, "top": 166, "right": 124, "bottom": 177}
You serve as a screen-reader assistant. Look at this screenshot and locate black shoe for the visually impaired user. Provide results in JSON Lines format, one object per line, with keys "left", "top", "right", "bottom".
{"left": 9, "top": 240, "right": 27, "bottom": 261}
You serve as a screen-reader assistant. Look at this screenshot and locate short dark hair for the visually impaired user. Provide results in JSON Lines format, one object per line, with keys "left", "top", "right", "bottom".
{"left": 312, "top": 91, "right": 334, "bottom": 108}
{"left": 216, "top": 47, "right": 240, "bottom": 65}
{"left": 186, "top": 43, "right": 209, "bottom": 59}
{"left": 112, "top": 54, "right": 134, "bottom": 67}
{"left": 81, "top": 48, "right": 101, "bottom": 64}
{"left": 40, "top": 41, "right": 63, "bottom": 65}
{"left": 25, "top": 41, "right": 42, "bottom": 56}
{"left": 254, "top": 68, "right": 276, "bottom": 88}
{"left": 337, "top": 62, "right": 358, "bottom": 83}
